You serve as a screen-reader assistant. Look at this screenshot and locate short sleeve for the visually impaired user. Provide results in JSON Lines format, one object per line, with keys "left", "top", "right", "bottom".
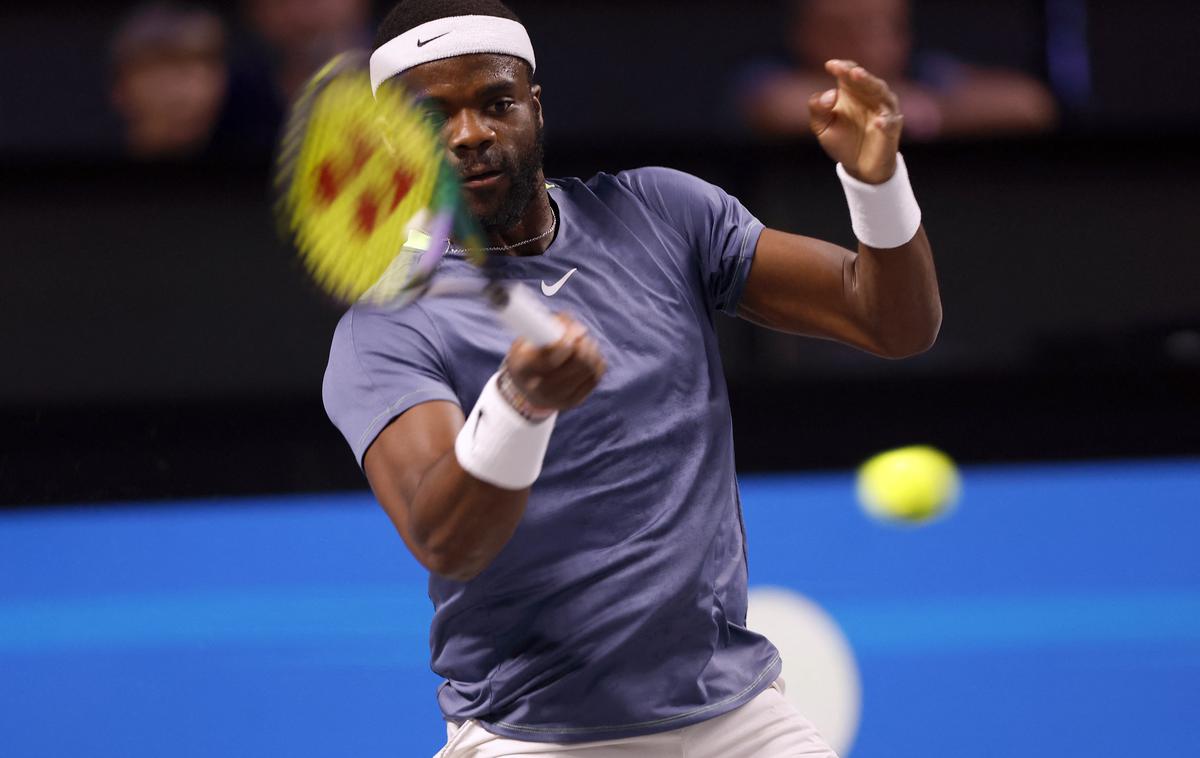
{"left": 322, "top": 304, "right": 460, "bottom": 467}
{"left": 616, "top": 167, "right": 764, "bottom": 315}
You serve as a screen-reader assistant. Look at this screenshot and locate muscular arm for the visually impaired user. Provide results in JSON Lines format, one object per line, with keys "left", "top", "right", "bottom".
{"left": 739, "top": 226, "right": 941, "bottom": 358}
{"left": 739, "top": 59, "right": 942, "bottom": 358}
{"left": 364, "top": 401, "right": 528, "bottom": 582}
{"left": 363, "top": 316, "right": 605, "bottom": 583}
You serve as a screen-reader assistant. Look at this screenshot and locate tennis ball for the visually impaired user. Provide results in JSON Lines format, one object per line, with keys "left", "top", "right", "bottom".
{"left": 856, "top": 445, "right": 960, "bottom": 524}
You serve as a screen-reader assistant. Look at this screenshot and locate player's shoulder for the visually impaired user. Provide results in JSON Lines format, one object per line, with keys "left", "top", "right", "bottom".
{"left": 554, "top": 168, "right": 722, "bottom": 222}
{"left": 328, "top": 300, "right": 445, "bottom": 360}
{"left": 324, "top": 300, "right": 451, "bottom": 402}
{"left": 325, "top": 306, "right": 379, "bottom": 380}
{"left": 564, "top": 166, "right": 714, "bottom": 198}
{"left": 615, "top": 166, "right": 710, "bottom": 187}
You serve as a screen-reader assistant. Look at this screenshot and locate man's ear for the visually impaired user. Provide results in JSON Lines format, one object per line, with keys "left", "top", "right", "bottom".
{"left": 530, "top": 83, "right": 543, "bottom": 129}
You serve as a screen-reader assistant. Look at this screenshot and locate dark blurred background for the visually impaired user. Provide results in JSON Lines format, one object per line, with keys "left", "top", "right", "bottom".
{"left": 4, "top": 4, "right": 1200, "bottom": 758}
{"left": 2, "top": 0, "right": 1199, "bottom": 506}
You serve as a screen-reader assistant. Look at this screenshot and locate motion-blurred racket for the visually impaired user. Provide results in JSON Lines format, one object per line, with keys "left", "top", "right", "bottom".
{"left": 274, "top": 50, "right": 562, "bottom": 345}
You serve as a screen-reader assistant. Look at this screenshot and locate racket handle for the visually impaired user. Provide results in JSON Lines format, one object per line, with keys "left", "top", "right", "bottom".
{"left": 489, "top": 283, "right": 564, "bottom": 347}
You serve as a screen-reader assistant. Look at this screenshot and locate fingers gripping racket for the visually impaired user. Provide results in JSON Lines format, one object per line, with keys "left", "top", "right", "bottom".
{"left": 274, "top": 50, "right": 562, "bottom": 346}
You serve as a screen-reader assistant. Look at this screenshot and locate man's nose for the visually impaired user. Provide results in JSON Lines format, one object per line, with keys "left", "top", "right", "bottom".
{"left": 446, "top": 110, "right": 495, "bottom": 156}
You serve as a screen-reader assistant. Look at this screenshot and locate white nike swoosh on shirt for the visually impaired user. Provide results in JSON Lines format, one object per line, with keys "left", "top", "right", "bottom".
{"left": 541, "top": 268, "right": 577, "bottom": 297}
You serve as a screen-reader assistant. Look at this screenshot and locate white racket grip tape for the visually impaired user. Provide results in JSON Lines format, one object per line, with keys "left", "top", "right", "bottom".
{"left": 495, "top": 283, "right": 565, "bottom": 346}
{"left": 836, "top": 153, "right": 922, "bottom": 249}
{"left": 455, "top": 372, "right": 557, "bottom": 490}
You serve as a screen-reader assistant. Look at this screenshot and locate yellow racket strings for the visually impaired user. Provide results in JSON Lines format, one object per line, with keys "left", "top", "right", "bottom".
{"left": 282, "top": 64, "right": 447, "bottom": 303}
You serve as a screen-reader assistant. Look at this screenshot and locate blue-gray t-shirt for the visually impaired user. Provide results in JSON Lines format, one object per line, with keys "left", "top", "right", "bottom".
{"left": 323, "top": 168, "right": 781, "bottom": 742}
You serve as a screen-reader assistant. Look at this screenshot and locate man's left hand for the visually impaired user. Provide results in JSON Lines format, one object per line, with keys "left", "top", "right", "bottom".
{"left": 808, "top": 59, "right": 904, "bottom": 184}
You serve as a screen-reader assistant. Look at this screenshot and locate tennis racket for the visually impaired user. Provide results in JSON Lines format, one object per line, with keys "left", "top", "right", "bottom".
{"left": 274, "top": 50, "right": 562, "bottom": 345}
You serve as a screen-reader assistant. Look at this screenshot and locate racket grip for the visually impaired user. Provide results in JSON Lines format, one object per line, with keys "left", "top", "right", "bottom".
{"left": 491, "top": 283, "right": 564, "bottom": 346}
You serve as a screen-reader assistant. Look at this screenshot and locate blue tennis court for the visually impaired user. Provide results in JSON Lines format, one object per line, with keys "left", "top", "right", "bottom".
{"left": 3, "top": 458, "right": 1198, "bottom": 757}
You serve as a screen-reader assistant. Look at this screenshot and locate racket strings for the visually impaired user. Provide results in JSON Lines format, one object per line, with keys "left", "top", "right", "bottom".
{"left": 278, "top": 58, "right": 450, "bottom": 305}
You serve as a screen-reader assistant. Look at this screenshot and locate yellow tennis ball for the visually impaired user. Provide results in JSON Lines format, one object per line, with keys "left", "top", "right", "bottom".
{"left": 856, "top": 445, "right": 961, "bottom": 524}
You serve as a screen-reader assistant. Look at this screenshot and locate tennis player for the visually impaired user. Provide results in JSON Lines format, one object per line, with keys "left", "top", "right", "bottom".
{"left": 324, "top": 1, "right": 941, "bottom": 755}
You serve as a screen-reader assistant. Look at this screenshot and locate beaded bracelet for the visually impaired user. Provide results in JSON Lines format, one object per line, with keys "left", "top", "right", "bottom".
{"left": 496, "top": 365, "right": 556, "bottom": 422}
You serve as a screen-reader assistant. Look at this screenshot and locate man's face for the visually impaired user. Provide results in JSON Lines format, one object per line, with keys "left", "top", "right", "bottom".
{"left": 399, "top": 54, "right": 545, "bottom": 231}
{"left": 112, "top": 52, "right": 228, "bottom": 157}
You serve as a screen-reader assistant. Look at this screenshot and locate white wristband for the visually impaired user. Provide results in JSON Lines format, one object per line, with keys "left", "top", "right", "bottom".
{"left": 455, "top": 372, "right": 557, "bottom": 490}
{"left": 836, "top": 153, "right": 922, "bottom": 249}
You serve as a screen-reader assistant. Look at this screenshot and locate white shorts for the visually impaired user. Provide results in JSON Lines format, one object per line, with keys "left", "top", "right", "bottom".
{"left": 434, "top": 679, "right": 840, "bottom": 758}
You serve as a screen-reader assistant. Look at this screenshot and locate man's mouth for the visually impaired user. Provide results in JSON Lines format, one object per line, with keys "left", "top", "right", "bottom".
{"left": 461, "top": 169, "right": 504, "bottom": 189}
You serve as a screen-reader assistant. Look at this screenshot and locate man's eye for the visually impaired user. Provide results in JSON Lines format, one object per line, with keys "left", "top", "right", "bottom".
{"left": 491, "top": 100, "right": 515, "bottom": 114}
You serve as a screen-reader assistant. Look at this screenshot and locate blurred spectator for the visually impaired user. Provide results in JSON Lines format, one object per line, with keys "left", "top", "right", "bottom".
{"left": 741, "top": 0, "right": 1059, "bottom": 140}
{"left": 109, "top": 3, "right": 229, "bottom": 159}
{"left": 209, "top": 0, "right": 373, "bottom": 159}
{"left": 243, "top": 0, "right": 372, "bottom": 100}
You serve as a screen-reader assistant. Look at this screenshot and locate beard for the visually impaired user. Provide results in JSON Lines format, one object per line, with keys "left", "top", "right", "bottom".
{"left": 478, "top": 122, "right": 545, "bottom": 232}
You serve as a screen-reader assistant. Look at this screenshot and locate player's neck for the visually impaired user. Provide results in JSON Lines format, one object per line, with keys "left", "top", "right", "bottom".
{"left": 489, "top": 178, "right": 555, "bottom": 257}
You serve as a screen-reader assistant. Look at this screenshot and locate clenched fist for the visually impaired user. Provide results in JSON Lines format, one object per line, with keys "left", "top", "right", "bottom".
{"left": 503, "top": 314, "right": 606, "bottom": 413}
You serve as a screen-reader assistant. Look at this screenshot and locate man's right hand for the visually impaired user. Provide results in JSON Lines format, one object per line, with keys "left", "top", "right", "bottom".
{"left": 364, "top": 313, "right": 605, "bottom": 581}
{"left": 504, "top": 314, "right": 607, "bottom": 412}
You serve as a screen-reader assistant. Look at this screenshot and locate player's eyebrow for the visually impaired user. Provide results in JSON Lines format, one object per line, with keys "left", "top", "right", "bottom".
{"left": 472, "top": 80, "right": 518, "bottom": 101}
{"left": 413, "top": 79, "right": 516, "bottom": 111}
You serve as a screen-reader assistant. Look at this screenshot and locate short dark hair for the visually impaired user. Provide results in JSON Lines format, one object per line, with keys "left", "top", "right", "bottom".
{"left": 374, "top": 0, "right": 524, "bottom": 50}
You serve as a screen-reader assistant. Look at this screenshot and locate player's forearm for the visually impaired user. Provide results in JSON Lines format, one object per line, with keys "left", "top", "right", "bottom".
{"left": 835, "top": 152, "right": 942, "bottom": 357}
{"left": 407, "top": 453, "right": 529, "bottom": 582}
{"left": 408, "top": 369, "right": 562, "bottom": 582}
{"left": 850, "top": 225, "right": 942, "bottom": 358}
{"left": 366, "top": 326, "right": 602, "bottom": 584}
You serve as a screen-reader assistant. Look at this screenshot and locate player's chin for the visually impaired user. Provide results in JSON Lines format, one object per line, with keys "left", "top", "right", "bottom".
{"left": 463, "top": 178, "right": 512, "bottom": 216}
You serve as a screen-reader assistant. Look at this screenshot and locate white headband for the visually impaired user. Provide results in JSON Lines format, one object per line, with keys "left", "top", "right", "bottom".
{"left": 369, "top": 15, "right": 536, "bottom": 94}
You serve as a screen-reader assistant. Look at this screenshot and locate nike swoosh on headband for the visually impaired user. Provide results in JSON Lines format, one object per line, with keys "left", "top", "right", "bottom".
{"left": 417, "top": 32, "right": 450, "bottom": 47}
{"left": 541, "top": 268, "right": 577, "bottom": 297}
